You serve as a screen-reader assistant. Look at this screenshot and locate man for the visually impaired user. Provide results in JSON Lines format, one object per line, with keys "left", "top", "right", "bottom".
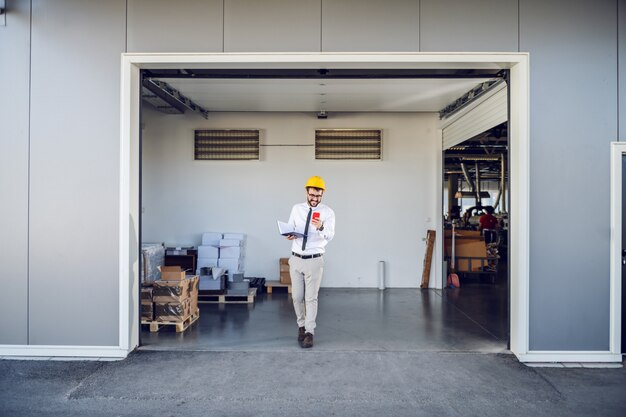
{"left": 285, "top": 176, "right": 335, "bottom": 348}
{"left": 479, "top": 206, "right": 499, "bottom": 244}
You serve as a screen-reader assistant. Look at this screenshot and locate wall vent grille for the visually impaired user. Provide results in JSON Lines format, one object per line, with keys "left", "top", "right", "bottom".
{"left": 194, "top": 129, "right": 260, "bottom": 160}
{"left": 315, "top": 129, "right": 382, "bottom": 160}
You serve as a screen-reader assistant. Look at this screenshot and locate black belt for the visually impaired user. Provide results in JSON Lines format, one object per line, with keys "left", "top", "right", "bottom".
{"left": 292, "top": 252, "right": 323, "bottom": 259}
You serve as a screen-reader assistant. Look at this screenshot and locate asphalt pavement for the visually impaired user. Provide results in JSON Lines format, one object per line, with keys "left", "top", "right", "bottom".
{"left": 1, "top": 350, "right": 625, "bottom": 417}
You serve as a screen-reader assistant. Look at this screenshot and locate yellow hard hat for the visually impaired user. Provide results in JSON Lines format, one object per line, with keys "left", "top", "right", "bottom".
{"left": 305, "top": 176, "right": 326, "bottom": 190}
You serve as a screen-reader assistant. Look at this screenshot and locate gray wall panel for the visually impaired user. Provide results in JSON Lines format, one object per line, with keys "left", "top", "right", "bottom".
{"left": 321, "top": 0, "right": 419, "bottom": 52}
{"left": 127, "top": 0, "right": 224, "bottom": 52}
{"left": 225, "top": 0, "right": 321, "bottom": 52}
{"left": 421, "top": 0, "right": 518, "bottom": 52}
{"left": 28, "top": 0, "right": 125, "bottom": 346}
{"left": 0, "top": 0, "right": 30, "bottom": 345}
{"left": 520, "top": 0, "right": 617, "bottom": 350}
{"left": 617, "top": 1, "right": 626, "bottom": 141}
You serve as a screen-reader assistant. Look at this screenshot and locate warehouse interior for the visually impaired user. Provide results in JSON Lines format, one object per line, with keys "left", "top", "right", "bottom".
{"left": 137, "top": 67, "right": 510, "bottom": 351}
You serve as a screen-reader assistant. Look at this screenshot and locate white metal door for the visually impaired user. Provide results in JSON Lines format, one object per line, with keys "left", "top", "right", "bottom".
{"left": 442, "top": 81, "right": 507, "bottom": 150}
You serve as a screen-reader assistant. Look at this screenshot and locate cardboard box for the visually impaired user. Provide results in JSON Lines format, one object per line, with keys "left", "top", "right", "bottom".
{"left": 141, "top": 243, "right": 164, "bottom": 283}
{"left": 202, "top": 232, "right": 222, "bottom": 246}
{"left": 219, "top": 239, "right": 242, "bottom": 247}
{"left": 218, "top": 258, "right": 241, "bottom": 273}
{"left": 279, "top": 258, "right": 291, "bottom": 283}
{"left": 153, "top": 279, "right": 191, "bottom": 302}
{"left": 220, "top": 246, "right": 242, "bottom": 259}
{"left": 223, "top": 233, "right": 246, "bottom": 240}
{"left": 141, "top": 302, "right": 154, "bottom": 321}
{"left": 198, "top": 245, "right": 219, "bottom": 258}
{"left": 197, "top": 257, "right": 218, "bottom": 270}
{"left": 160, "top": 265, "right": 187, "bottom": 280}
{"left": 141, "top": 286, "right": 153, "bottom": 301}
{"left": 189, "top": 276, "right": 199, "bottom": 313}
{"left": 155, "top": 298, "right": 191, "bottom": 322}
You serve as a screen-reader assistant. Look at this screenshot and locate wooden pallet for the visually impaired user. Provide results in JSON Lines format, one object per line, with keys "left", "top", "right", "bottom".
{"left": 142, "top": 309, "right": 200, "bottom": 333}
{"left": 264, "top": 280, "right": 292, "bottom": 294}
{"left": 198, "top": 287, "right": 257, "bottom": 304}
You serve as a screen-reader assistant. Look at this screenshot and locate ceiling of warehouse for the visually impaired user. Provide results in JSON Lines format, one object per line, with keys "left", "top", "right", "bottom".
{"left": 141, "top": 71, "right": 509, "bottom": 186}
{"left": 156, "top": 77, "right": 496, "bottom": 113}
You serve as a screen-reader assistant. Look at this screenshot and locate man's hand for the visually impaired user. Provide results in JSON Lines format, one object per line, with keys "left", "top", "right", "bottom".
{"left": 286, "top": 234, "right": 297, "bottom": 240}
{"left": 311, "top": 218, "right": 323, "bottom": 230}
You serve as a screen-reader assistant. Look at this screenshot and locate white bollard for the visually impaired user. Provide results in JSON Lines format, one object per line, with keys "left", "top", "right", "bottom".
{"left": 378, "top": 261, "right": 386, "bottom": 290}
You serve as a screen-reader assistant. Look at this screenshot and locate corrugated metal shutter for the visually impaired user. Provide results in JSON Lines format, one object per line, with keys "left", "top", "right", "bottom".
{"left": 442, "top": 82, "right": 508, "bottom": 150}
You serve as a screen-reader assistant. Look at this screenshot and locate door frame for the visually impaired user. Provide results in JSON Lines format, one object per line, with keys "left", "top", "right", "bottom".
{"left": 119, "top": 52, "right": 531, "bottom": 360}
{"left": 609, "top": 142, "right": 624, "bottom": 355}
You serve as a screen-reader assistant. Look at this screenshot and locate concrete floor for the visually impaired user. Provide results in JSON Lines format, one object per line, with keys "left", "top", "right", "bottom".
{"left": 140, "top": 286, "right": 509, "bottom": 353}
{"left": 2, "top": 285, "right": 625, "bottom": 416}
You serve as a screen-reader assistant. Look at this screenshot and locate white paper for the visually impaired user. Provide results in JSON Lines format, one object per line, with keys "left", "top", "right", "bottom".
{"left": 277, "top": 220, "right": 306, "bottom": 238}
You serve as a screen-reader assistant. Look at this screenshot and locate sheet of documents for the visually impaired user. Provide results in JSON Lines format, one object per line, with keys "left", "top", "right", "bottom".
{"left": 277, "top": 220, "right": 306, "bottom": 238}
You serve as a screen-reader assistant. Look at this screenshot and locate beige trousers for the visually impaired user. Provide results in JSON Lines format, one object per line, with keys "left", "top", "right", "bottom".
{"left": 289, "top": 255, "right": 324, "bottom": 334}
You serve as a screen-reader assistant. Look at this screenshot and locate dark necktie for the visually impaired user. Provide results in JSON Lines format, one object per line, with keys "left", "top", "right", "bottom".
{"left": 302, "top": 208, "right": 312, "bottom": 251}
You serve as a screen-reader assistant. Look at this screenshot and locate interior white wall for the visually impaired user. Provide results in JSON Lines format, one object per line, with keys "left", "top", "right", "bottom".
{"left": 141, "top": 109, "right": 440, "bottom": 288}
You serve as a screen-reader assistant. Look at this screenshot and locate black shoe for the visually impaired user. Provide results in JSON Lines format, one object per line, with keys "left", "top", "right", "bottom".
{"left": 301, "top": 332, "right": 313, "bottom": 348}
{"left": 298, "top": 327, "right": 306, "bottom": 343}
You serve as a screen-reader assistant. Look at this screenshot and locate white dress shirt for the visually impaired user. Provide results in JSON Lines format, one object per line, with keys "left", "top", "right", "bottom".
{"left": 288, "top": 202, "right": 335, "bottom": 255}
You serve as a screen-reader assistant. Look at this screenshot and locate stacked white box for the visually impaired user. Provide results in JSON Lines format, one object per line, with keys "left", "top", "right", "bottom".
{"left": 219, "top": 239, "right": 241, "bottom": 247}
{"left": 220, "top": 246, "right": 242, "bottom": 259}
{"left": 197, "top": 257, "right": 218, "bottom": 270}
{"left": 219, "top": 233, "right": 246, "bottom": 279}
{"left": 223, "top": 233, "right": 245, "bottom": 240}
{"left": 217, "top": 258, "right": 242, "bottom": 275}
{"left": 198, "top": 232, "right": 222, "bottom": 275}
{"left": 198, "top": 245, "right": 219, "bottom": 258}
{"left": 201, "top": 232, "right": 222, "bottom": 246}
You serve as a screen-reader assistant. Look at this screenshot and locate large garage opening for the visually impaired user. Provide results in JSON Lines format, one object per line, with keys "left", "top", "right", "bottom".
{"left": 440, "top": 78, "right": 511, "bottom": 346}
{"left": 119, "top": 54, "right": 530, "bottom": 358}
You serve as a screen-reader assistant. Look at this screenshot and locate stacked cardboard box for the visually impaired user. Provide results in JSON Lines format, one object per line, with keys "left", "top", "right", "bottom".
{"left": 140, "top": 285, "right": 154, "bottom": 320}
{"left": 149, "top": 268, "right": 199, "bottom": 322}
{"left": 280, "top": 258, "right": 290, "bottom": 284}
{"left": 140, "top": 243, "right": 165, "bottom": 283}
{"left": 218, "top": 233, "right": 246, "bottom": 280}
{"left": 196, "top": 232, "right": 221, "bottom": 273}
{"left": 189, "top": 275, "right": 199, "bottom": 313}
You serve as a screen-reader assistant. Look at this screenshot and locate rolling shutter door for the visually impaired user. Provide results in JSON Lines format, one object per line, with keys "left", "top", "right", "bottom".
{"left": 442, "top": 81, "right": 508, "bottom": 150}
